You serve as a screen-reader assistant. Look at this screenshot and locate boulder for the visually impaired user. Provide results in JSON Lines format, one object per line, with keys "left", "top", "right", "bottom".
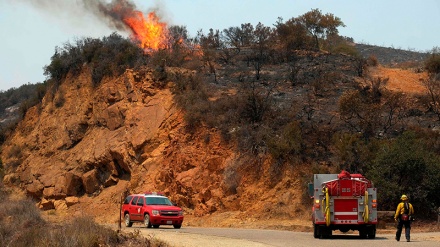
{"left": 39, "top": 198, "right": 55, "bottom": 210}
{"left": 65, "top": 196, "right": 79, "bottom": 206}
{"left": 106, "top": 161, "right": 120, "bottom": 177}
{"left": 25, "top": 180, "right": 44, "bottom": 199}
{"left": 43, "top": 186, "right": 66, "bottom": 200}
{"left": 64, "top": 172, "right": 82, "bottom": 196}
{"left": 82, "top": 169, "right": 100, "bottom": 194}
{"left": 54, "top": 200, "right": 68, "bottom": 211}
{"left": 103, "top": 104, "right": 125, "bottom": 131}
{"left": 103, "top": 175, "right": 119, "bottom": 187}
{"left": 43, "top": 187, "right": 55, "bottom": 199}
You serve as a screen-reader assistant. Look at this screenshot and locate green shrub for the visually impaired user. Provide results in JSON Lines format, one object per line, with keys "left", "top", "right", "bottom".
{"left": 44, "top": 33, "right": 145, "bottom": 87}
{"left": 365, "top": 131, "right": 440, "bottom": 215}
{"left": 238, "top": 81, "right": 273, "bottom": 124}
{"left": 267, "top": 121, "right": 303, "bottom": 160}
{"left": 331, "top": 42, "right": 360, "bottom": 57}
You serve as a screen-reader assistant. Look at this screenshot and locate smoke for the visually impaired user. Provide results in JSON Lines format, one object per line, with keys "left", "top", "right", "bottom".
{"left": 7, "top": 0, "right": 168, "bottom": 34}
{"left": 84, "top": 0, "right": 139, "bottom": 31}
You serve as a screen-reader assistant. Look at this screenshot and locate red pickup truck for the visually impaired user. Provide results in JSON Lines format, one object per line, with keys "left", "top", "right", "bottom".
{"left": 121, "top": 192, "right": 184, "bottom": 229}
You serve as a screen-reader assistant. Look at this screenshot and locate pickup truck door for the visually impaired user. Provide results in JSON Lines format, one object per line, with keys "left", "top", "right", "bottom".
{"left": 129, "top": 196, "right": 141, "bottom": 220}
{"left": 136, "top": 197, "right": 146, "bottom": 219}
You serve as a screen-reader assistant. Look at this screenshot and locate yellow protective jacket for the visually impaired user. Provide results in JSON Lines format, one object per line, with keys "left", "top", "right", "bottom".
{"left": 394, "top": 202, "right": 414, "bottom": 220}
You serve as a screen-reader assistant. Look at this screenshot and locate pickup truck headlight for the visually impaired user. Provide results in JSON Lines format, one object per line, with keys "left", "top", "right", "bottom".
{"left": 178, "top": 210, "right": 183, "bottom": 216}
{"left": 152, "top": 210, "right": 160, "bottom": 216}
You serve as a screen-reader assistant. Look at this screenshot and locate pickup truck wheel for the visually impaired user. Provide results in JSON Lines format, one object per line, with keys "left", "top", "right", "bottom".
{"left": 144, "top": 214, "right": 152, "bottom": 228}
{"left": 173, "top": 224, "right": 182, "bottom": 229}
{"left": 152, "top": 225, "right": 160, "bottom": 228}
{"left": 124, "top": 214, "right": 133, "bottom": 227}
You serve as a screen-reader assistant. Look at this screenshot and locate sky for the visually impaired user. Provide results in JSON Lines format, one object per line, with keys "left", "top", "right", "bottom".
{"left": 0, "top": 0, "right": 439, "bottom": 91}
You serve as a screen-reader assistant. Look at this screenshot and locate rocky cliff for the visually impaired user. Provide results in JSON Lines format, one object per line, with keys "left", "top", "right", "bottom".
{"left": 1, "top": 66, "right": 306, "bottom": 224}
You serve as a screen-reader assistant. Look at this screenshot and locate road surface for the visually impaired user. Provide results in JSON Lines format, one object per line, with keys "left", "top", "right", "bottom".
{"left": 124, "top": 226, "right": 440, "bottom": 247}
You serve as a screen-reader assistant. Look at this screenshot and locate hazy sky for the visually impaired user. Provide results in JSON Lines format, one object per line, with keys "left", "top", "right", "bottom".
{"left": 1, "top": 0, "right": 439, "bottom": 91}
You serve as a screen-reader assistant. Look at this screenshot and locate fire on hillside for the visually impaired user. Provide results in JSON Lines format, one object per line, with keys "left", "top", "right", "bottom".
{"left": 98, "top": 0, "right": 169, "bottom": 51}
{"left": 124, "top": 11, "right": 169, "bottom": 51}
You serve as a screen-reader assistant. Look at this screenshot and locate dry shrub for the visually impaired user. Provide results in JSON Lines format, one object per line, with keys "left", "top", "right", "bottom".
{"left": 0, "top": 197, "right": 44, "bottom": 247}
{"left": 223, "top": 164, "right": 241, "bottom": 195}
{"left": 6, "top": 144, "right": 22, "bottom": 159}
{"left": 366, "top": 54, "right": 379, "bottom": 67}
{"left": 267, "top": 121, "right": 303, "bottom": 160}
{"left": 0, "top": 186, "right": 160, "bottom": 247}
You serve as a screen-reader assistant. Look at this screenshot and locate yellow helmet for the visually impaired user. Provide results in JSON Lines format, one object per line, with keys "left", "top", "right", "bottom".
{"left": 401, "top": 195, "right": 408, "bottom": 200}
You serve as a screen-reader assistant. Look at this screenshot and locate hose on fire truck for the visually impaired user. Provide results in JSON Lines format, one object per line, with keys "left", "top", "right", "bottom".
{"left": 325, "top": 187, "right": 330, "bottom": 226}
{"left": 363, "top": 190, "right": 369, "bottom": 223}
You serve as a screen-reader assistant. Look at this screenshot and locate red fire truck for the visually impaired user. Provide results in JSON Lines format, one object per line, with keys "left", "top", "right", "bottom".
{"left": 309, "top": 171, "right": 377, "bottom": 239}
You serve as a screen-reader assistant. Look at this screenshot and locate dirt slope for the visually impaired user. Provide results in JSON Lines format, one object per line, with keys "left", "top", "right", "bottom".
{"left": 0, "top": 57, "right": 432, "bottom": 230}
{"left": 370, "top": 66, "right": 427, "bottom": 93}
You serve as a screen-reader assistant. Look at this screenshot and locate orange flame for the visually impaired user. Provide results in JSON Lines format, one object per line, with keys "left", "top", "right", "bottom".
{"left": 123, "top": 11, "right": 169, "bottom": 51}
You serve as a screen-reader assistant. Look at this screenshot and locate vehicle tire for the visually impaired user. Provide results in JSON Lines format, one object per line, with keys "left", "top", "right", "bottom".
{"left": 319, "top": 226, "right": 331, "bottom": 239}
{"left": 153, "top": 225, "right": 160, "bottom": 228}
{"left": 367, "top": 226, "right": 376, "bottom": 239}
{"left": 144, "top": 214, "right": 152, "bottom": 228}
{"left": 313, "top": 224, "right": 319, "bottom": 238}
{"left": 173, "top": 224, "right": 182, "bottom": 229}
{"left": 359, "top": 228, "right": 367, "bottom": 239}
{"left": 124, "top": 213, "right": 133, "bottom": 227}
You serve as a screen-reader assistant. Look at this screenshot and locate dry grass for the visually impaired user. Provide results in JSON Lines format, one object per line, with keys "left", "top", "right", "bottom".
{"left": 0, "top": 183, "right": 169, "bottom": 247}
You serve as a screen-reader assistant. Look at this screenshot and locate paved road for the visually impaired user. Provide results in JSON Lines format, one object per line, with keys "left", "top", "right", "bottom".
{"left": 127, "top": 226, "right": 440, "bottom": 247}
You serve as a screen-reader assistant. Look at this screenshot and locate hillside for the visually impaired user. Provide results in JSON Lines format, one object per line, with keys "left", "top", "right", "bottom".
{"left": 1, "top": 41, "right": 438, "bottom": 230}
{"left": 0, "top": 64, "right": 306, "bottom": 225}
{"left": 356, "top": 44, "right": 429, "bottom": 67}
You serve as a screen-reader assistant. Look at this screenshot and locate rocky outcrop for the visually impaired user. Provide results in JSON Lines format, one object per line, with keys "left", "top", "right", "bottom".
{"left": 1, "top": 67, "right": 181, "bottom": 210}
{"left": 0, "top": 65, "right": 308, "bottom": 221}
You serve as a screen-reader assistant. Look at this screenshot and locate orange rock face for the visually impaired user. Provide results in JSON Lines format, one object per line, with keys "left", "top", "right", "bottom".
{"left": 1, "top": 67, "right": 307, "bottom": 224}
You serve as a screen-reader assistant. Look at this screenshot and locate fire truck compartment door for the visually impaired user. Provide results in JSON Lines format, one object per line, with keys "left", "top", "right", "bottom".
{"left": 333, "top": 199, "right": 358, "bottom": 220}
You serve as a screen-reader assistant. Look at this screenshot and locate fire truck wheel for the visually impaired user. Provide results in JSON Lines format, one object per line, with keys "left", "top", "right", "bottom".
{"left": 319, "top": 226, "right": 332, "bottom": 239}
{"left": 313, "top": 224, "right": 319, "bottom": 238}
{"left": 359, "top": 228, "right": 368, "bottom": 239}
{"left": 124, "top": 213, "right": 133, "bottom": 227}
{"left": 367, "top": 226, "right": 376, "bottom": 239}
{"left": 144, "top": 214, "right": 152, "bottom": 228}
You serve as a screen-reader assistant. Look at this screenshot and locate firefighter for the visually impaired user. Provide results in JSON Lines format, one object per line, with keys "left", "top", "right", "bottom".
{"left": 394, "top": 194, "right": 414, "bottom": 242}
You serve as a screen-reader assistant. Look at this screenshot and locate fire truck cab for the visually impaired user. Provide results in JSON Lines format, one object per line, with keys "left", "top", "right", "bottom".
{"left": 309, "top": 171, "right": 377, "bottom": 239}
